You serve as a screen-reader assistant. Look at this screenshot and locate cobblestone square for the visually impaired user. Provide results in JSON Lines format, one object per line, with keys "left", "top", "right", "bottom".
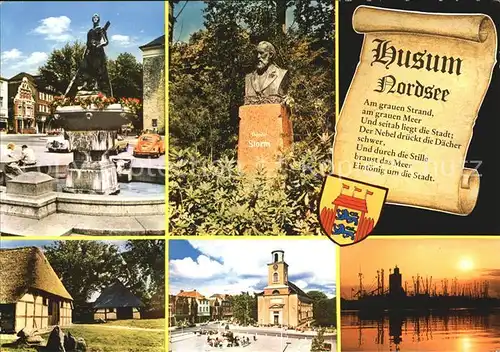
{"left": 171, "top": 333, "right": 328, "bottom": 352}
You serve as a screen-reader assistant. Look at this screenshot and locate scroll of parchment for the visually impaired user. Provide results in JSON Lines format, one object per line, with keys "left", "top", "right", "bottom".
{"left": 333, "top": 6, "right": 497, "bottom": 215}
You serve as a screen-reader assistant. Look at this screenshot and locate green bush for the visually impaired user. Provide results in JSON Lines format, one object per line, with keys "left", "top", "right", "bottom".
{"left": 169, "top": 133, "right": 332, "bottom": 235}
{"left": 310, "top": 328, "right": 327, "bottom": 351}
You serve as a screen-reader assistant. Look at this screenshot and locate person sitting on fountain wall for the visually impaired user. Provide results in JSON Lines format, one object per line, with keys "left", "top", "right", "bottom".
{"left": 19, "top": 145, "right": 36, "bottom": 166}
{"left": 3, "top": 143, "right": 23, "bottom": 176}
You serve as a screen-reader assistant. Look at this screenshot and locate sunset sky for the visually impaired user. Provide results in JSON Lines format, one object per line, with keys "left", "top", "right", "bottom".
{"left": 340, "top": 237, "right": 500, "bottom": 298}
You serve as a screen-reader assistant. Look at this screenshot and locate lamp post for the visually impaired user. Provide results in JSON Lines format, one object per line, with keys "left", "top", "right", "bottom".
{"left": 280, "top": 326, "right": 284, "bottom": 352}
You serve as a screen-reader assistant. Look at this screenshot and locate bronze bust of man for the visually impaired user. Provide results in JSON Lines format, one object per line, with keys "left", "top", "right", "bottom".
{"left": 244, "top": 41, "right": 290, "bottom": 105}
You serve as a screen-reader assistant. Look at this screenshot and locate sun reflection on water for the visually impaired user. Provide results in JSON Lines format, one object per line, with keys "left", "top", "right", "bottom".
{"left": 460, "top": 336, "right": 472, "bottom": 352}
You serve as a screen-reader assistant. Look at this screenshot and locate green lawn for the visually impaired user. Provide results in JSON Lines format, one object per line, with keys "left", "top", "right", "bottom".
{"left": 0, "top": 323, "right": 165, "bottom": 352}
{"left": 104, "top": 318, "right": 165, "bottom": 330}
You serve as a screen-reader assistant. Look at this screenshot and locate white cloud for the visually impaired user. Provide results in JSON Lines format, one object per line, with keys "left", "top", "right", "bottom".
{"left": 170, "top": 254, "right": 226, "bottom": 279}
{"left": 111, "top": 34, "right": 131, "bottom": 44}
{"left": 110, "top": 34, "right": 139, "bottom": 48}
{"left": 24, "top": 52, "right": 48, "bottom": 66}
{"left": 33, "top": 16, "right": 73, "bottom": 42}
{"left": 2, "top": 48, "right": 22, "bottom": 61}
{"left": 295, "top": 280, "right": 309, "bottom": 290}
{"left": 0, "top": 49, "right": 49, "bottom": 77}
{"left": 169, "top": 240, "right": 336, "bottom": 298}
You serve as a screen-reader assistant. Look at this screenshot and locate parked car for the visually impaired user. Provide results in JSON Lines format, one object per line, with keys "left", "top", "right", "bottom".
{"left": 109, "top": 134, "right": 129, "bottom": 155}
{"left": 46, "top": 137, "right": 71, "bottom": 153}
{"left": 133, "top": 133, "right": 165, "bottom": 158}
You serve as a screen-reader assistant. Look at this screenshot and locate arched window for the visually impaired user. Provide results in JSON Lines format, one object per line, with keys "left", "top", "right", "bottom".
{"left": 274, "top": 253, "right": 279, "bottom": 263}
{"left": 273, "top": 272, "right": 279, "bottom": 283}
{"left": 272, "top": 290, "right": 280, "bottom": 295}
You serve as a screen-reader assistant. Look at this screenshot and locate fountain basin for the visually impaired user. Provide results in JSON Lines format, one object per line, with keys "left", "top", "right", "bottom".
{"left": 54, "top": 104, "right": 134, "bottom": 131}
{"left": 53, "top": 103, "right": 136, "bottom": 195}
{"left": 1, "top": 167, "right": 164, "bottom": 221}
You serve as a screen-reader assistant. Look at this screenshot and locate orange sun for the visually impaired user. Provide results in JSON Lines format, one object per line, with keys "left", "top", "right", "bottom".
{"left": 458, "top": 257, "right": 474, "bottom": 272}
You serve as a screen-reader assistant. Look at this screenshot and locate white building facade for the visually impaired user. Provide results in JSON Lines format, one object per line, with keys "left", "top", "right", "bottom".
{"left": 197, "top": 296, "right": 210, "bottom": 323}
{"left": 0, "top": 77, "right": 8, "bottom": 131}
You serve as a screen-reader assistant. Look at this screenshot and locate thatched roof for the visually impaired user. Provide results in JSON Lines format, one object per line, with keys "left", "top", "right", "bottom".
{"left": 0, "top": 247, "right": 73, "bottom": 303}
{"left": 93, "top": 281, "right": 144, "bottom": 309}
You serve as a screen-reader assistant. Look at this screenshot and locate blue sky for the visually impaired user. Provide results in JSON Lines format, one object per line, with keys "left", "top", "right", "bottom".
{"left": 172, "top": 1, "right": 295, "bottom": 43}
{"left": 172, "top": 0, "right": 206, "bottom": 43}
{"left": 169, "top": 240, "right": 336, "bottom": 298}
{"left": 0, "top": 1, "right": 164, "bottom": 78}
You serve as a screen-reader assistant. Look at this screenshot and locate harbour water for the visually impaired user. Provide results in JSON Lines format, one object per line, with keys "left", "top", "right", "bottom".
{"left": 341, "top": 309, "right": 500, "bottom": 351}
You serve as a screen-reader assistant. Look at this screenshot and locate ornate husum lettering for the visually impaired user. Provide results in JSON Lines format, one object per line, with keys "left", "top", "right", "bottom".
{"left": 371, "top": 39, "right": 463, "bottom": 76}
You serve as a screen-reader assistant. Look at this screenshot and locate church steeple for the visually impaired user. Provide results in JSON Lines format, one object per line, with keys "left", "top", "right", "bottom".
{"left": 268, "top": 250, "right": 288, "bottom": 286}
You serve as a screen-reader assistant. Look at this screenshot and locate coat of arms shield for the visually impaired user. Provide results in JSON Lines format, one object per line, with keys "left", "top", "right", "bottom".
{"left": 318, "top": 174, "right": 388, "bottom": 246}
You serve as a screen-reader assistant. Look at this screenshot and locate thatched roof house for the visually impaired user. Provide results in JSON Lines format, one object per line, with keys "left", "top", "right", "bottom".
{"left": 93, "top": 281, "right": 144, "bottom": 320}
{"left": 0, "top": 247, "right": 73, "bottom": 333}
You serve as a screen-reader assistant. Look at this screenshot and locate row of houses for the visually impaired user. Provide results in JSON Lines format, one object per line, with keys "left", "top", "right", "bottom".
{"left": 0, "top": 34, "right": 165, "bottom": 135}
{"left": 0, "top": 247, "right": 145, "bottom": 333}
{"left": 168, "top": 290, "right": 233, "bottom": 326}
{"left": 0, "top": 74, "right": 56, "bottom": 134}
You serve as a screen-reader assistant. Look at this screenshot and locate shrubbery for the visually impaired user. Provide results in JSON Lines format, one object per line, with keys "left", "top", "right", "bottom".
{"left": 169, "top": 134, "right": 332, "bottom": 235}
{"left": 168, "top": 1, "right": 335, "bottom": 235}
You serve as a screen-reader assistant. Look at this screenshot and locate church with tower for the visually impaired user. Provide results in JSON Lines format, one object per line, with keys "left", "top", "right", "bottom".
{"left": 256, "top": 250, "right": 314, "bottom": 328}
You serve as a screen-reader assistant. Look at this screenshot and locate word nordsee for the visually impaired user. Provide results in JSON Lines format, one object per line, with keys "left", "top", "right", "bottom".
{"left": 371, "top": 39, "right": 463, "bottom": 76}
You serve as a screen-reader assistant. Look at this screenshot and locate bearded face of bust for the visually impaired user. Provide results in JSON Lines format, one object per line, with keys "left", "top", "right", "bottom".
{"left": 256, "top": 45, "right": 272, "bottom": 74}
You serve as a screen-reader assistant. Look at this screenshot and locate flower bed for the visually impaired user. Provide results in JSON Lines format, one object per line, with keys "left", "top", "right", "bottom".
{"left": 51, "top": 93, "right": 142, "bottom": 115}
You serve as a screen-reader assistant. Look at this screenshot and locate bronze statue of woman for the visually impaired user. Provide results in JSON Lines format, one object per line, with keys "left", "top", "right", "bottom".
{"left": 65, "top": 13, "right": 113, "bottom": 97}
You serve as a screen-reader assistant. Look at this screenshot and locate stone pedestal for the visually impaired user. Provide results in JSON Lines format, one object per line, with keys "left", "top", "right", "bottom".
{"left": 64, "top": 131, "right": 119, "bottom": 195}
{"left": 113, "top": 158, "right": 133, "bottom": 183}
{"left": 6, "top": 172, "right": 54, "bottom": 196}
{"left": 2, "top": 172, "right": 57, "bottom": 219}
{"left": 237, "top": 104, "right": 293, "bottom": 173}
{"left": 54, "top": 103, "right": 134, "bottom": 195}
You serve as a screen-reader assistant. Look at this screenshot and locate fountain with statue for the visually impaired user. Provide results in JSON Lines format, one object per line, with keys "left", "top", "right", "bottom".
{"left": 0, "top": 13, "right": 164, "bottom": 236}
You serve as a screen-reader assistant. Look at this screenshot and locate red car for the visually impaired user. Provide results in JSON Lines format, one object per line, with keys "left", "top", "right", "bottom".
{"left": 133, "top": 133, "right": 165, "bottom": 158}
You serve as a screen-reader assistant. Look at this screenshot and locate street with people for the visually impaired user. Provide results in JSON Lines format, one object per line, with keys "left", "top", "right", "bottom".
{"left": 0, "top": 134, "right": 165, "bottom": 169}
{"left": 169, "top": 322, "right": 336, "bottom": 351}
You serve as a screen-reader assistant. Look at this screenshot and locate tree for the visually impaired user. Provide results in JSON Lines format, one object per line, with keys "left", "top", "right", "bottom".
{"left": 43, "top": 241, "right": 127, "bottom": 307}
{"left": 123, "top": 240, "right": 165, "bottom": 310}
{"left": 170, "top": 0, "right": 335, "bottom": 156}
{"left": 310, "top": 328, "right": 326, "bottom": 351}
{"left": 231, "top": 292, "right": 257, "bottom": 325}
{"left": 107, "top": 53, "right": 143, "bottom": 99}
{"left": 307, "top": 290, "right": 328, "bottom": 302}
{"left": 38, "top": 42, "right": 86, "bottom": 94}
{"left": 307, "top": 290, "right": 336, "bottom": 327}
{"left": 40, "top": 42, "right": 143, "bottom": 99}
{"left": 107, "top": 53, "right": 143, "bottom": 131}
{"left": 43, "top": 240, "right": 165, "bottom": 315}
